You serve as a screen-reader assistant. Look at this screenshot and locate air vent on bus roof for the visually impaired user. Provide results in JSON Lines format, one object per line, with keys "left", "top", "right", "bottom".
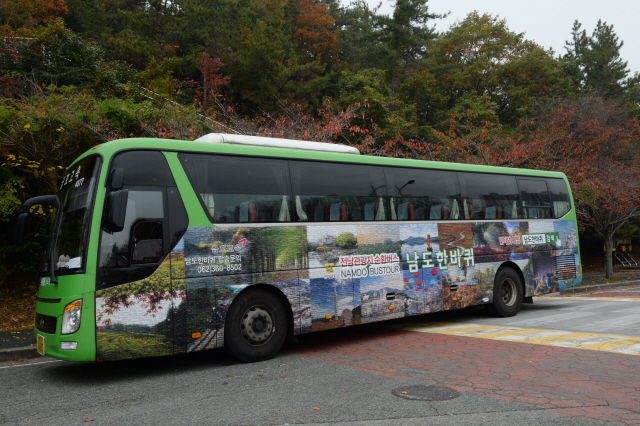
{"left": 194, "top": 133, "right": 360, "bottom": 155}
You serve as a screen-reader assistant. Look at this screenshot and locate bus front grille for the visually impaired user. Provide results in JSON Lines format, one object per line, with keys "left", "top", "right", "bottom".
{"left": 555, "top": 255, "right": 578, "bottom": 280}
{"left": 35, "top": 313, "right": 57, "bottom": 334}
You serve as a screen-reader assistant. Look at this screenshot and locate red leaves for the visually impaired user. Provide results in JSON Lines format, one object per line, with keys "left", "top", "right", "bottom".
{"left": 195, "top": 53, "right": 230, "bottom": 111}
{"left": 262, "top": 0, "right": 339, "bottom": 64}
{"left": 1, "top": 0, "right": 68, "bottom": 34}
{"left": 235, "top": 99, "right": 371, "bottom": 147}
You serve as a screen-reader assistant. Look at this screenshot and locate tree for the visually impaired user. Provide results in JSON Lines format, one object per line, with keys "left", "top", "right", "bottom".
{"left": 422, "top": 12, "right": 572, "bottom": 128}
{"left": 379, "top": 0, "right": 442, "bottom": 65}
{"left": 577, "top": 159, "right": 640, "bottom": 277}
{"left": 520, "top": 97, "right": 640, "bottom": 278}
{"left": 328, "top": 0, "right": 385, "bottom": 69}
{"left": 564, "top": 19, "right": 630, "bottom": 98}
{"left": 436, "top": 96, "right": 640, "bottom": 278}
{"left": 370, "top": 94, "right": 640, "bottom": 278}
{"left": 194, "top": 53, "right": 230, "bottom": 111}
{"left": 8, "top": 20, "right": 136, "bottom": 97}
{"left": 0, "top": 0, "right": 67, "bottom": 36}
{"left": 287, "top": 0, "right": 340, "bottom": 65}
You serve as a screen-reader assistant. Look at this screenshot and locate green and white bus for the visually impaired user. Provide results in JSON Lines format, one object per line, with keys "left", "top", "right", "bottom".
{"left": 16, "top": 134, "right": 581, "bottom": 363}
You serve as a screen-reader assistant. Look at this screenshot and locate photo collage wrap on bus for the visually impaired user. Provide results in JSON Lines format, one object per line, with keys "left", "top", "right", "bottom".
{"left": 94, "top": 220, "right": 579, "bottom": 361}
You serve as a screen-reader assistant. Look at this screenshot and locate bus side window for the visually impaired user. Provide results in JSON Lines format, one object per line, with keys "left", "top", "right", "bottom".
{"left": 518, "top": 179, "right": 552, "bottom": 219}
{"left": 384, "top": 167, "right": 459, "bottom": 221}
{"left": 179, "top": 154, "right": 291, "bottom": 224}
{"left": 458, "top": 172, "right": 519, "bottom": 220}
{"left": 99, "top": 190, "right": 164, "bottom": 268}
{"left": 97, "top": 150, "right": 176, "bottom": 289}
{"left": 547, "top": 178, "right": 571, "bottom": 218}
{"left": 290, "top": 161, "right": 387, "bottom": 222}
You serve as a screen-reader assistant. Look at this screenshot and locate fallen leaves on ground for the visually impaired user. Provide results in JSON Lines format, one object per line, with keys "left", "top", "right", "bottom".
{"left": 0, "top": 286, "right": 36, "bottom": 331}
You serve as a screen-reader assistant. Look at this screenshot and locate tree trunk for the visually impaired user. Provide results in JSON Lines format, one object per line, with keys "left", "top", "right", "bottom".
{"left": 604, "top": 233, "right": 615, "bottom": 278}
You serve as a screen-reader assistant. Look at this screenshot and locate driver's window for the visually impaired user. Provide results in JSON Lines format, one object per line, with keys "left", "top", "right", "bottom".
{"left": 99, "top": 190, "right": 164, "bottom": 269}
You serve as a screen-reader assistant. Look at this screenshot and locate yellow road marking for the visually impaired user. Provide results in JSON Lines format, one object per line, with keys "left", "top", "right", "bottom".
{"left": 397, "top": 322, "right": 640, "bottom": 356}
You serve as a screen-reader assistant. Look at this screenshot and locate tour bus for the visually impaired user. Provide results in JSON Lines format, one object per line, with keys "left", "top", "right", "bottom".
{"left": 16, "top": 134, "right": 581, "bottom": 363}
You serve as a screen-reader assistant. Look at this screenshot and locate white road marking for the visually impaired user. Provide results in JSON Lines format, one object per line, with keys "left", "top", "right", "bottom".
{"left": 454, "top": 328, "right": 521, "bottom": 335}
{"left": 495, "top": 331, "right": 571, "bottom": 340}
{"left": 0, "top": 359, "right": 63, "bottom": 369}
{"left": 550, "top": 336, "right": 626, "bottom": 346}
{"left": 612, "top": 344, "right": 640, "bottom": 355}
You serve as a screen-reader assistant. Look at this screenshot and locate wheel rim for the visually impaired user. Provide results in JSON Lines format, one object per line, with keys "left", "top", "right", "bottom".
{"left": 500, "top": 278, "right": 517, "bottom": 306}
{"left": 240, "top": 305, "right": 274, "bottom": 346}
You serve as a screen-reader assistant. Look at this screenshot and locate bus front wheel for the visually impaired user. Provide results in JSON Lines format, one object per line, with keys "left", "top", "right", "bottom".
{"left": 224, "top": 289, "right": 288, "bottom": 363}
{"left": 485, "top": 268, "right": 523, "bottom": 317}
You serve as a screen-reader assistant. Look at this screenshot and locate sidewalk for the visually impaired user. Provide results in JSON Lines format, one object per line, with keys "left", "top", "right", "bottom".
{"left": 560, "top": 270, "right": 640, "bottom": 295}
{"left": 0, "top": 329, "right": 37, "bottom": 362}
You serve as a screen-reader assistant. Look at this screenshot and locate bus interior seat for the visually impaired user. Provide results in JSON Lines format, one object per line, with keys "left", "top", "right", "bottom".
{"left": 486, "top": 206, "right": 506, "bottom": 219}
{"left": 485, "top": 206, "right": 496, "bottom": 219}
{"left": 397, "top": 202, "right": 415, "bottom": 220}
{"left": 132, "top": 239, "right": 163, "bottom": 264}
{"left": 503, "top": 203, "right": 515, "bottom": 219}
{"left": 330, "top": 203, "right": 347, "bottom": 221}
{"left": 429, "top": 204, "right": 440, "bottom": 219}
{"left": 237, "top": 201, "right": 257, "bottom": 222}
{"left": 363, "top": 203, "right": 377, "bottom": 220}
{"left": 314, "top": 205, "right": 325, "bottom": 221}
{"left": 429, "top": 204, "right": 447, "bottom": 220}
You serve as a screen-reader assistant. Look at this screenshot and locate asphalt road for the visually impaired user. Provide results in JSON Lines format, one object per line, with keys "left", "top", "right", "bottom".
{"left": 2, "top": 290, "right": 640, "bottom": 425}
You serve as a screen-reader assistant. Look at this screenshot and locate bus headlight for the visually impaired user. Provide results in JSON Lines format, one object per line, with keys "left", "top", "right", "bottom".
{"left": 61, "top": 300, "right": 82, "bottom": 334}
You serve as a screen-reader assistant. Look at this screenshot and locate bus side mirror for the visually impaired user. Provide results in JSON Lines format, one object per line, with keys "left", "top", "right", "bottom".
{"left": 14, "top": 212, "right": 28, "bottom": 246}
{"left": 13, "top": 195, "right": 60, "bottom": 246}
{"left": 105, "top": 189, "right": 129, "bottom": 232}
{"left": 111, "top": 168, "right": 125, "bottom": 190}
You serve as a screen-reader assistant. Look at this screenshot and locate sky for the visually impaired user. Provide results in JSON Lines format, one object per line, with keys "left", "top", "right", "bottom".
{"left": 366, "top": 0, "right": 640, "bottom": 75}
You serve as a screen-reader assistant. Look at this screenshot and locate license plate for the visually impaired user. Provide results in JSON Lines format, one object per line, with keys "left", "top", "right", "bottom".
{"left": 37, "top": 334, "right": 45, "bottom": 356}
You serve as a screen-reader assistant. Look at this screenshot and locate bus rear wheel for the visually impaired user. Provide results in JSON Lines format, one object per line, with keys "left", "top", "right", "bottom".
{"left": 485, "top": 268, "right": 523, "bottom": 317}
{"left": 224, "top": 289, "right": 287, "bottom": 363}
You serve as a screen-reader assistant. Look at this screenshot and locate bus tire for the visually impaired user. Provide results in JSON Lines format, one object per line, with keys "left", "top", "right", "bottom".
{"left": 224, "top": 289, "right": 288, "bottom": 363}
{"left": 485, "top": 268, "right": 523, "bottom": 317}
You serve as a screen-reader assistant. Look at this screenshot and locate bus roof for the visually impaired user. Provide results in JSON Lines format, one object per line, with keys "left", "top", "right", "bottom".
{"left": 75, "top": 137, "right": 568, "bottom": 179}
{"left": 195, "top": 133, "right": 361, "bottom": 155}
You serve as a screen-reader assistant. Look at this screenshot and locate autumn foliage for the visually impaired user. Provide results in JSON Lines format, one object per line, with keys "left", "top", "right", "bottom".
{"left": 0, "top": 0, "right": 67, "bottom": 35}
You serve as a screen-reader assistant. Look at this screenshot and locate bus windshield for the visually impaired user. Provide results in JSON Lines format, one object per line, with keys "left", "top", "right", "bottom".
{"left": 43, "top": 155, "right": 101, "bottom": 275}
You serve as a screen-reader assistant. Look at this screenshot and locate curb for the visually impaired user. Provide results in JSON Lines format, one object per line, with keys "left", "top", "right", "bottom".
{"left": 0, "top": 346, "right": 40, "bottom": 362}
{"left": 560, "top": 280, "right": 640, "bottom": 295}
